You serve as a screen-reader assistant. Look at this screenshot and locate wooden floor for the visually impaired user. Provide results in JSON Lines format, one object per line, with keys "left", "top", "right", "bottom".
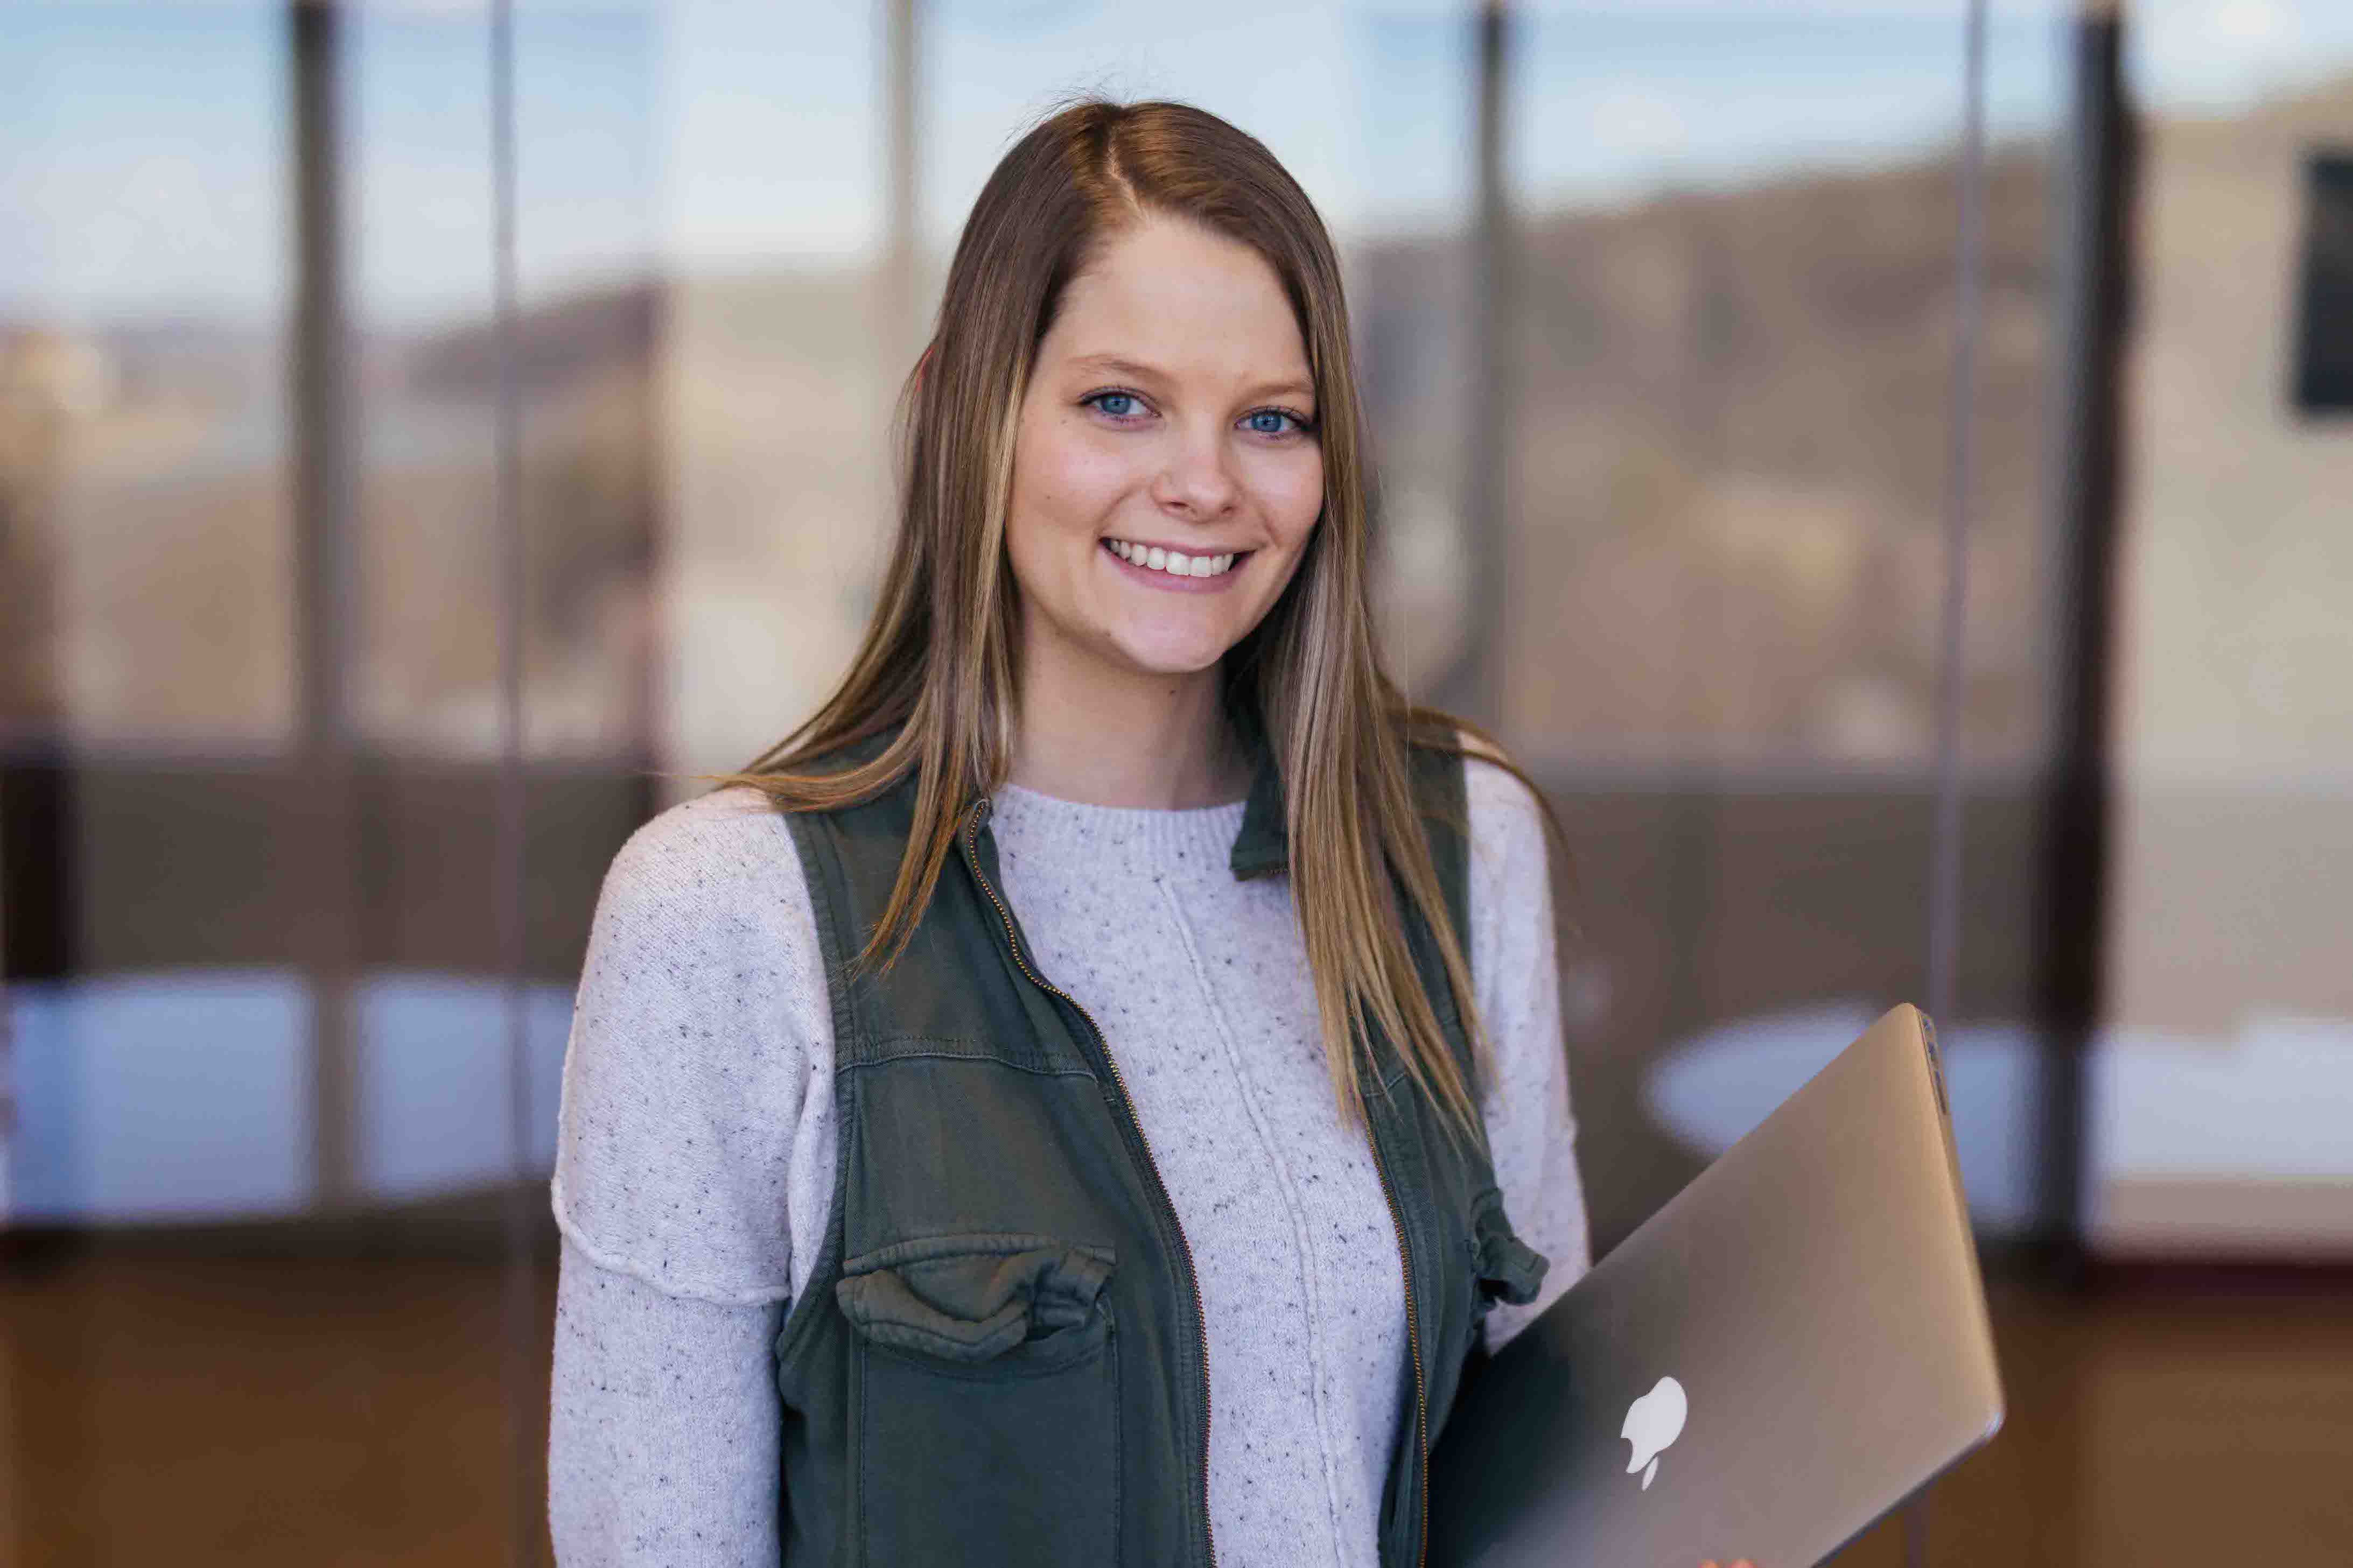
{"left": 2, "top": 1255, "right": 2348, "bottom": 1565}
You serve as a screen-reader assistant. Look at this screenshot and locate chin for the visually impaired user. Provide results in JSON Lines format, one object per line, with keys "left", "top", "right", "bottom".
{"left": 1109, "top": 629, "right": 1232, "bottom": 678}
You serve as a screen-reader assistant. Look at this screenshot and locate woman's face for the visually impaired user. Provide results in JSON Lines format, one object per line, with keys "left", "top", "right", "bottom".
{"left": 1005, "top": 214, "right": 1325, "bottom": 684}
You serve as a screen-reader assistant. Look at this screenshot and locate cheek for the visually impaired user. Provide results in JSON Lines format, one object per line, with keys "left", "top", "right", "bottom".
{"left": 1011, "top": 417, "right": 1133, "bottom": 540}
{"left": 1261, "top": 455, "right": 1326, "bottom": 547}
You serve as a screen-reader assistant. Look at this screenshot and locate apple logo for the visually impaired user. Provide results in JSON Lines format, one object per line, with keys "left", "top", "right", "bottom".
{"left": 1621, "top": 1375, "right": 1687, "bottom": 1491}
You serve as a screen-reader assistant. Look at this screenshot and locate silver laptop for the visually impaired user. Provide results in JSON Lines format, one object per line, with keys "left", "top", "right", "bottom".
{"left": 1427, "top": 1003, "right": 2005, "bottom": 1568}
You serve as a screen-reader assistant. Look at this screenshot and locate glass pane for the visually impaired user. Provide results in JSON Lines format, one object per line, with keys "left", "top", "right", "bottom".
{"left": 1, "top": 2, "right": 294, "bottom": 751}
{"left": 656, "top": 0, "right": 886, "bottom": 790}
{"left": 1507, "top": 0, "right": 2071, "bottom": 1252}
{"left": 1, "top": 6, "right": 626, "bottom": 1557}
{"left": 2092, "top": 1, "right": 2353, "bottom": 1257}
{"left": 1505, "top": 2, "right": 2064, "bottom": 769}
{"left": 350, "top": 1, "right": 498, "bottom": 758}
{"left": 350, "top": 1, "right": 660, "bottom": 762}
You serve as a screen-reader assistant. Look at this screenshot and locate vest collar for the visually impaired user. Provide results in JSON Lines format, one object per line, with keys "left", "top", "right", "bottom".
{"left": 1227, "top": 698, "right": 1289, "bottom": 882}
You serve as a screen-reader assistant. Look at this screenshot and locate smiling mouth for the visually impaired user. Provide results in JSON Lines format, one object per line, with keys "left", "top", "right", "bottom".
{"left": 1103, "top": 538, "right": 1248, "bottom": 579}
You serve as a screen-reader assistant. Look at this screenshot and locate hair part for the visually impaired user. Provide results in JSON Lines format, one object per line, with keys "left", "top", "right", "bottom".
{"left": 701, "top": 95, "right": 1575, "bottom": 1147}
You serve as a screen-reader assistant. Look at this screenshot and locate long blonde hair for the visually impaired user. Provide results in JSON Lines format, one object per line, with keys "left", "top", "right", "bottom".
{"left": 705, "top": 96, "right": 1571, "bottom": 1143}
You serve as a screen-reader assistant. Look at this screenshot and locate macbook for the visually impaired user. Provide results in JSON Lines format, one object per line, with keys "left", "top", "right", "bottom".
{"left": 1427, "top": 1003, "right": 2005, "bottom": 1567}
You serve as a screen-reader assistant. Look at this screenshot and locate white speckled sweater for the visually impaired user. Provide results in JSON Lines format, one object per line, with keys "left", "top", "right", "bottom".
{"left": 546, "top": 754, "right": 1591, "bottom": 1566}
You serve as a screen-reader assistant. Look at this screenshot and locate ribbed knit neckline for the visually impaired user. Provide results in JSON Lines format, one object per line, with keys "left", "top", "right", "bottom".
{"left": 989, "top": 779, "right": 1251, "bottom": 883}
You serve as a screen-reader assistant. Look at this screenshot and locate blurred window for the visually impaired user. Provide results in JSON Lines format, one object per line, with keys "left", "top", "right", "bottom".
{"left": 349, "top": 2, "right": 660, "bottom": 761}
{"left": 2, "top": 3, "right": 295, "bottom": 752}
{"left": 2095, "top": 3, "right": 2353, "bottom": 1256}
{"left": 1504, "top": 2, "right": 2065, "bottom": 771}
{"left": 1498, "top": 1, "right": 2069, "bottom": 1249}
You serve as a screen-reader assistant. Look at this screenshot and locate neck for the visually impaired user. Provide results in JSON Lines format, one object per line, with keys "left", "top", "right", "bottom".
{"left": 1007, "top": 635, "right": 1251, "bottom": 810}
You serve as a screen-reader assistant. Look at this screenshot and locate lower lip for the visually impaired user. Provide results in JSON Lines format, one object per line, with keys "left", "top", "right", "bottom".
{"left": 1102, "top": 540, "right": 1250, "bottom": 593}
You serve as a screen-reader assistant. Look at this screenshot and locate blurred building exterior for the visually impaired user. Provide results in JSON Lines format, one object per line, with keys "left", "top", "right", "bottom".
{"left": 2, "top": 1, "right": 2349, "bottom": 1563}
{"left": 7, "top": 0, "right": 2351, "bottom": 1275}
{"left": 2095, "top": 73, "right": 2353, "bottom": 1255}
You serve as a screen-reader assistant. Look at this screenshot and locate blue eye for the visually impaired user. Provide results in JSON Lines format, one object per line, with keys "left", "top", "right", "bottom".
{"left": 1082, "top": 389, "right": 1315, "bottom": 439}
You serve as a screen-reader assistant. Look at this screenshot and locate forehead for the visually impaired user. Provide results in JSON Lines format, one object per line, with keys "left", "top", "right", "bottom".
{"left": 1041, "top": 216, "right": 1309, "bottom": 382}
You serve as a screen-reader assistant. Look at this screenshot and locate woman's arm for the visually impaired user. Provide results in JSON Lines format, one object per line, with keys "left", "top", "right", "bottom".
{"left": 549, "top": 1240, "right": 787, "bottom": 1564}
{"left": 1461, "top": 743, "right": 1593, "bottom": 1354}
{"left": 1461, "top": 756, "right": 1753, "bottom": 1568}
{"left": 546, "top": 788, "right": 838, "bottom": 1564}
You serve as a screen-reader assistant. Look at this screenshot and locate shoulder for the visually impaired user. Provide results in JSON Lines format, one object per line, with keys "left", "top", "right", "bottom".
{"left": 1445, "top": 727, "right": 1547, "bottom": 881}
{"left": 1400, "top": 721, "right": 1544, "bottom": 846}
{"left": 559, "top": 785, "right": 830, "bottom": 1303}
{"left": 605, "top": 782, "right": 801, "bottom": 891}
{"left": 593, "top": 784, "right": 808, "bottom": 937}
{"left": 579, "top": 784, "right": 832, "bottom": 1012}
{"left": 576, "top": 781, "right": 834, "bottom": 1030}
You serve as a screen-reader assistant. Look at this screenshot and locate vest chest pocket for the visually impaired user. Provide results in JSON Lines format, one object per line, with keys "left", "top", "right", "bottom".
{"left": 835, "top": 1232, "right": 1119, "bottom": 1566}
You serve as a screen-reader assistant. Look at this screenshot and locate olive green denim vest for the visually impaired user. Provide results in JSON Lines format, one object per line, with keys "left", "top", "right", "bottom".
{"left": 772, "top": 712, "right": 1549, "bottom": 1567}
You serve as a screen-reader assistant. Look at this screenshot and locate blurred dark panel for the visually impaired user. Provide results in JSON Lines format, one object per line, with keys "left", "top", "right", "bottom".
{"left": 2034, "top": 8, "right": 2135, "bottom": 1279}
{"left": 2292, "top": 149, "right": 2353, "bottom": 413}
{"left": 1, "top": 760, "right": 78, "bottom": 981}
{"left": 1541, "top": 772, "right": 2044, "bottom": 1254}
{"left": 61, "top": 763, "right": 649, "bottom": 979}
{"left": 359, "top": 763, "right": 654, "bottom": 976}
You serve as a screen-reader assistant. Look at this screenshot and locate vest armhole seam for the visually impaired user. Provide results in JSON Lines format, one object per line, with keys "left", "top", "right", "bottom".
{"left": 779, "top": 806, "right": 869, "bottom": 1068}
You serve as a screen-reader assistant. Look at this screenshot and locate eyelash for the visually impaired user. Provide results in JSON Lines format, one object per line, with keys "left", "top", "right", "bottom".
{"left": 1080, "top": 387, "right": 1318, "bottom": 440}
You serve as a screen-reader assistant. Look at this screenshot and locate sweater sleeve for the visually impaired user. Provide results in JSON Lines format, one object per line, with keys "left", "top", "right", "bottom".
{"left": 1460, "top": 742, "right": 1593, "bottom": 1354}
{"left": 550, "top": 1237, "right": 788, "bottom": 1565}
{"left": 547, "top": 786, "right": 837, "bottom": 1565}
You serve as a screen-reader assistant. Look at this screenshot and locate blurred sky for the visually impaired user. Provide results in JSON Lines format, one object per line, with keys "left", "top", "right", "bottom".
{"left": 4, "top": 0, "right": 2351, "bottom": 328}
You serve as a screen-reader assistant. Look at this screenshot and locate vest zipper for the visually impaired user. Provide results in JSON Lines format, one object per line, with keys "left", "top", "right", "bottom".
{"left": 961, "top": 799, "right": 1220, "bottom": 1568}
{"left": 1366, "top": 1109, "right": 1429, "bottom": 1568}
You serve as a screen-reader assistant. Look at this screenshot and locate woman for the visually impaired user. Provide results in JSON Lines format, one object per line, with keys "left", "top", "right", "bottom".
{"left": 547, "top": 96, "right": 1752, "bottom": 1568}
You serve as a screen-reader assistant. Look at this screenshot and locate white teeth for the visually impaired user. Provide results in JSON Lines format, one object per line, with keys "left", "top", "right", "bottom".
{"left": 1105, "top": 540, "right": 1241, "bottom": 578}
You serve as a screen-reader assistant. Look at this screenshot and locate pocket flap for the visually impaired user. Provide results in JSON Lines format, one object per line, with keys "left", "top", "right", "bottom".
{"left": 836, "top": 1232, "right": 1115, "bottom": 1364}
{"left": 1469, "top": 1186, "right": 1548, "bottom": 1306}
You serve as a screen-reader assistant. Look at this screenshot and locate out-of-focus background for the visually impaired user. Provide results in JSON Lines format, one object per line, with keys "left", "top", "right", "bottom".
{"left": 2, "top": 0, "right": 2348, "bottom": 1561}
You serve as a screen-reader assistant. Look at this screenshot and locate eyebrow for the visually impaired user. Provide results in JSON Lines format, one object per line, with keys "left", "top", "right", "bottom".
{"left": 1066, "top": 353, "right": 1314, "bottom": 404}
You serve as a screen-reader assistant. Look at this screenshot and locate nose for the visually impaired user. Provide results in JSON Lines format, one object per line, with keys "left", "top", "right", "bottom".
{"left": 1149, "top": 423, "right": 1241, "bottom": 521}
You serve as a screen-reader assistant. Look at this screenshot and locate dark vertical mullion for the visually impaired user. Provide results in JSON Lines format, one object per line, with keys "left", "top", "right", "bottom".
{"left": 1911, "top": 6, "right": 1992, "bottom": 1561}
{"left": 883, "top": 0, "right": 923, "bottom": 431}
{"left": 1443, "top": 0, "right": 1514, "bottom": 733}
{"left": 1927, "top": 2, "right": 1991, "bottom": 1052}
{"left": 290, "top": 0, "right": 360, "bottom": 1215}
{"left": 488, "top": 3, "right": 538, "bottom": 1564}
{"left": 2036, "top": 0, "right": 2134, "bottom": 1292}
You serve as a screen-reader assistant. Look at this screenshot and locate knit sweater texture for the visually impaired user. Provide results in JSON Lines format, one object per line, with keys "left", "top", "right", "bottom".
{"left": 546, "top": 755, "right": 1591, "bottom": 1566}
